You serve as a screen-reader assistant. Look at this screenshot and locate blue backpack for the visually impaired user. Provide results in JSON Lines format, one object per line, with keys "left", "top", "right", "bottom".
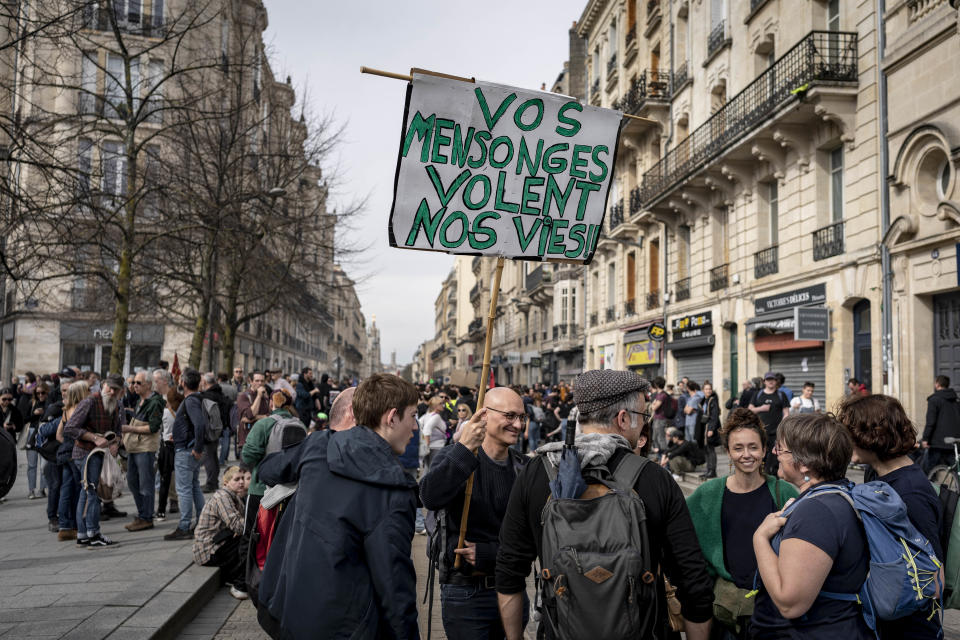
{"left": 772, "top": 480, "right": 942, "bottom": 631}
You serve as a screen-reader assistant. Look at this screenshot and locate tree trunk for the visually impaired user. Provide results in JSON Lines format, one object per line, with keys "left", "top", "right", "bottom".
{"left": 188, "top": 310, "right": 207, "bottom": 369}
{"left": 109, "top": 131, "right": 139, "bottom": 375}
{"left": 220, "top": 264, "right": 242, "bottom": 372}
{"left": 222, "top": 321, "right": 236, "bottom": 372}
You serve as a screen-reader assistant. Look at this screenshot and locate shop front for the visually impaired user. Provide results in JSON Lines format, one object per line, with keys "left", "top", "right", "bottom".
{"left": 746, "top": 284, "right": 829, "bottom": 407}
{"left": 60, "top": 322, "right": 164, "bottom": 376}
{"left": 667, "top": 311, "right": 715, "bottom": 385}
{"left": 623, "top": 324, "right": 661, "bottom": 381}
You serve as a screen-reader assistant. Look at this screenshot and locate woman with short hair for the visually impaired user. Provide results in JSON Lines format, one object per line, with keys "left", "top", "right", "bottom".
{"left": 421, "top": 396, "right": 447, "bottom": 470}
{"left": 838, "top": 393, "right": 943, "bottom": 639}
{"left": 193, "top": 464, "right": 251, "bottom": 599}
{"left": 686, "top": 409, "right": 797, "bottom": 638}
{"left": 750, "top": 413, "right": 871, "bottom": 639}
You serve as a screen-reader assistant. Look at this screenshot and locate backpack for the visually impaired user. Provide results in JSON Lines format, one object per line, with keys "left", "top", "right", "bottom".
{"left": 200, "top": 398, "right": 224, "bottom": 443}
{"left": 264, "top": 415, "right": 307, "bottom": 457}
{"left": 539, "top": 454, "right": 657, "bottom": 640}
{"left": 36, "top": 417, "right": 62, "bottom": 463}
{"left": 772, "top": 480, "right": 942, "bottom": 630}
{"left": 247, "top": 489, "right": 295, "bottom": 608}
{"left": 0, "top": 428, "right": 16, "bottom": 499}
{"left": 661, "top": 394, "right": 677, "bottom": 420}
{"left": 933, "top": 482, "right": 960, "bottom": 608}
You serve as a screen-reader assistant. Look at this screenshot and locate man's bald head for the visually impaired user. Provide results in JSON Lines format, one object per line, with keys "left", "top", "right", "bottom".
{"left": 330, "top": 387, "right": 357, "bottom": 431}
{"left": 482, "top": 386, "right": 524, "bottom": 447}
{"left": 483, "top": 386, "right": 524, "bottom": 412}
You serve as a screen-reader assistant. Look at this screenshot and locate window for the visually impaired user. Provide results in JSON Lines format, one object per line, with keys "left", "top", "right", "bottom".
{"left": 152, "top": 0, "right": 164, "bottom": 28}
{"left": 768, "top": 182, "right": 779, "bottom": 245}
{"left": 939, "top": 160, "right": 951, "bottom": 200}
{"left": 830, "top": 147, "right": 843, "bottom": 222}
{"left": 560, "top": 287, "right": 569, "bottom": 323}
{"left": 102, "top": 140, "right": 127, "bottom": 197}
{"left": 592, "top": 271, "right": 600, "bottom": 310}
{"left": 678, "top": 225, "right": 691, "bottom": 277}
{"left": 220, "top": 16, "right": 230, "bottom": 70}
{"left": 80, "top": 52, "right": 97, "bottom": 114}
{"left": 827, "top": 0, "right": 840, "bottom": 31}
{"left": 649, "top": 238, "right": 660, "bottom": 292}
{"left": 253, "top": 47, "right": 262, "bottom": 101}
{"left": 145, "top": 59, "right": 163, "bottom": 123}
{"left": 570, "top": 286, "right": 577, "bottom": 324}
{"left": 77, "top": 139, "right": 93, "bottom": 197}
{"left": 105, "top": 54, "right": 140, "bottom": 119}
{"left": 607, "top": 263, "right": 616, "bottom": 308}
{"left": 626, "top": 252, "right": 636, "bottom": 301}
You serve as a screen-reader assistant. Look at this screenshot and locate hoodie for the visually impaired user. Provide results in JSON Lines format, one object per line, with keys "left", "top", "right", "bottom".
{"left": 257, "top": 426, "right": 419, "bottom": 640}
{"left": 924, "top": 387, "right": 960, "bottom": 448}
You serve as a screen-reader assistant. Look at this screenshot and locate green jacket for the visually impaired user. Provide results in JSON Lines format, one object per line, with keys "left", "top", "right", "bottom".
{"left": 241, "top": 408, "right": 292, "bottom": 497}
{"left": 135, "top": 391, "right": 165, "bottom": 434}
{"left": 685, "top": 475, "right": 798, "bottom": 582}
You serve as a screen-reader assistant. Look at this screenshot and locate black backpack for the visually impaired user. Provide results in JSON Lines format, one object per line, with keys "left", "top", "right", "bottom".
{"left": 0, "top": 428, "right": 17, "bottom": 499}
{"left": 661, "top": 393, "right": 677, "bottom": 420}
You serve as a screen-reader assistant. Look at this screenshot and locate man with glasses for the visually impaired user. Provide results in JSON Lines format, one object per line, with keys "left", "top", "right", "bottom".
{"left": 0, "top": 389, "right": 24, "bottom": 437}
{"left": 420, "top": 387, "right": 528, "bottom": 639}
{"left": 231, "top": 367, "right": 246, "bottom": 394}
{"left": 121, "top": 372, "right": 164, "bottom": 531}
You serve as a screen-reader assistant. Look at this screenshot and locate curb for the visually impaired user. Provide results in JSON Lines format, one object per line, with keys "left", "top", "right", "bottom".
{"left": 104, "top": 563, "right": 221, "bottom": 640}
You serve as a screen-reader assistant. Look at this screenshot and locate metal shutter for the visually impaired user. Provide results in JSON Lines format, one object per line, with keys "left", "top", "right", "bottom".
{"left": 769, "top": 349, "right": 826, "bottom": 409}
{"left": 673, "top": 347, "right": 715, "bottom": 387}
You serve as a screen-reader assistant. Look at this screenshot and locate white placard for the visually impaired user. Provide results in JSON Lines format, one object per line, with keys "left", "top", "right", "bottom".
{"left": 389, "top": 73, "right": 624, "bottom": 264}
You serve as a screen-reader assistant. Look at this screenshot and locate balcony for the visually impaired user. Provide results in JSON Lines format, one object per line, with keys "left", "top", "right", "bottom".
{"left": 812, "top": 220, "right": 844, "bottom": 261}
{"left": 430, "top": 346, "right": 444, "bottom": 360}
{"left": 605, "top": 306, "right": 616, "bottom": 323}
{"left": 470, "top": 283, "right": 480, "bottom": 302}
{"left": 707, "top": 20, "right": 729, "bottom": 59}
{"left": 754, "top": 245, "right": 779, "bottom": 279}
{"left": 472, "top": 255, "right": 481, "bottom": 275}
{"left": 607, "top": 54, "right": 618, "bottom": 78}
{"left": 468, "top": 317, "right": 483, "bottom": 336}
{"left": 625, "top": 299, "right": 636, "bottom": 316}
{"left": 675, "top": 277, "right": 691, "bottom": 302}
{"left": 629, "top": 187, "right": 642, "bottom": 216}
{"left": 609, "top": 199, "right": 624, "bottom": 230}
{"left": 614, "top": 71, "right": 672, "bottom": 116}
{"left": 590, "top": 312, "right": 599, "bottom": 327}
{"left": 674, "top": 61, "right": 690, "bottom": 90}
{"left": 646, "top": 290, "right": 660, "bottom": 310}
{"left": 710, "top": 264, "right": 729, "bottom": 291}
{"left": 640, "top": 31, "right": 858, "bottom": 208}
{"left": 591, "top": 78, "right": 600, "bottom": 104}
{"left": 525, "top": 265, "right": 550, "bottom": 293}
{"left": 646, "top": 0, "right": 662, "bottom": 36}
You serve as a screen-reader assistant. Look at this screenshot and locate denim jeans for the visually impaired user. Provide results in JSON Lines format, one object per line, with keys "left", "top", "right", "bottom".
{"left": 44, "top": 461, "right": 61, "bottom": 521}
{"left": 74, "top": 451, "right": 104, "bottom": 538}
{"left": 59, "top": 462, "right": 80, "bottom": 530}
{"left": 527, "top": 420, "right": 540, "bottom": 452}
{"left": 127, "top": 451, "right": 157, "bottom": 521}
{"left": 218, "top": 428, "right": 231, "bottom": 466}
{"left": 26, "top": 429, "right": 46, "bottom": 494}
{"left": 174, "top": 449, "right": 205, "bottom": 531}
{"left": 559, "top": 418, "right": 569, "bottom": 442}
{"left": 440, "top": 583, "right": 527, "bottom": 640}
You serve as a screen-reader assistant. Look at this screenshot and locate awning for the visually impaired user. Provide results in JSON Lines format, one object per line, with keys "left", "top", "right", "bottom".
{"left": 665, "top": 334, "right": 716, "bottom": 351}
{"left": 746, "top": 309, "right": 795, "bottom": 333}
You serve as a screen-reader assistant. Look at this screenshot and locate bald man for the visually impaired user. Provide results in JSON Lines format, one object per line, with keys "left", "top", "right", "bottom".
{"left": 328, "top": 387, "right": 356, "bottom": 431}
{"left": 420, "top": 387, "right": 529, "bottom": 639}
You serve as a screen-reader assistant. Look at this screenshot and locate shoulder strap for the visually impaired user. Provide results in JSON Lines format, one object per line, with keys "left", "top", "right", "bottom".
{"left": 507, "top": 448, "right": 526, "bottom": 477}
{"left": 612, "top": 453, "right": 649, "bottom": 492}
{"left": 541, "top": 455, "right": 558, "bottom": 484}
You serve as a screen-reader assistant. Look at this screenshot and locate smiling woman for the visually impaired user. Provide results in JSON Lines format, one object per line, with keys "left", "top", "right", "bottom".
{"left": 684, "top": 408, "right": 797, "bottom": 637}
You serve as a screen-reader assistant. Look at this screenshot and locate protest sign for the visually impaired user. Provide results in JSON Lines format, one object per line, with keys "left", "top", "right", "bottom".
{"left": 389, "top": 72, "right": 623, "bottom": 264}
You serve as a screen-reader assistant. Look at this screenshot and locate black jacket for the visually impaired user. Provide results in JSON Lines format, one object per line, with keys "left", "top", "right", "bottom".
{"left": 701, "top": 394, "right": 721, "bottom": 446}
{"left": 200, "top": 385, "right": 232, "bottom": 435}
{"left": 257, "top": 426, "right": 419, "bottom": 640}
{"left": 924, "top": 388, "right": 960, "bottom": 448}
{"left": 495, "top": 446, "right": 714, "bottom": 637}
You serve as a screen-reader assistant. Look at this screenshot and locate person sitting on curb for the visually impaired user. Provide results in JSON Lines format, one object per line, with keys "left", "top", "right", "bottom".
{"left": 193, "top": 464, "right": 251, "bottom": 601}
{"left": 660, "top": 427, "right": 704, "bottom": 480}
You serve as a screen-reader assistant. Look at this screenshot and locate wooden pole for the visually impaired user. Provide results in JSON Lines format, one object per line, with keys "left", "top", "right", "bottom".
{"left": 453, "top": 255, "right": 504, "bottom": 569}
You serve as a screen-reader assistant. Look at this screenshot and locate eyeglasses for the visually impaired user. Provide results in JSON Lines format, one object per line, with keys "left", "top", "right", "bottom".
{"left": 132, "top": 380, "right": 144, "bottom": 385}
{"left": 627, "top": 409, "right": 651, "bottom": 423}
{"left": 0, "top": 397, "right": 11, "bottom": 402}
{"left": 486, "top": 407, "right": 528, "bottom": 425}
{"left": 772, "top": 443, "right": 792, "bottom": 457}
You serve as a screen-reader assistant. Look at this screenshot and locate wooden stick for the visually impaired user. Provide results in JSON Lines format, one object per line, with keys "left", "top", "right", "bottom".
{"left": 361, "top": 65, "right": 653, "bottom": 123}
{"left": 453, "top": 255, "right": 504, "bottom": 569}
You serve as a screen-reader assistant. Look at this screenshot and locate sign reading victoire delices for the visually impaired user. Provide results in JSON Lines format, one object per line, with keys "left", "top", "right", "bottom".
{"left": 389, "top": 73, "right": 624, "bottom": 263}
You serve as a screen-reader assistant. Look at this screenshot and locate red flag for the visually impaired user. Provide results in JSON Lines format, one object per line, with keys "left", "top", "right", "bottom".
{"left": 171, "top": 353, "right": 182, "bottom": 386}
{"left": 488, "top": 368, "right": 495, "bottom": 389}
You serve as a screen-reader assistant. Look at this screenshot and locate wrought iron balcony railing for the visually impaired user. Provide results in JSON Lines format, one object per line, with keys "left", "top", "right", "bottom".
{"left": 674, "top": 61, "right": 689, "bottom": 89}
{"left": 707, "top": 20, "right": 728, "bottom": 57}
{"left": 675, "top": 277, "right": 691, "bottom": 302}
{"left": 710, "top": 264, "right": 729, "bottom": 291}
{"left": 629, "top": 186, "right": 642, "bottom": 215}
{"left": 646, "top": 290, "right": 660, "bottom": 310}
{"left": 606, "top": 306, "right": 616, "bottom": 323}
{"left": 590, "top": 312, "right": 599, "bottom": 327}
{"left": 812, "top": 220, "right": 844, "bottom": 261}
{"left": 614, "top": 70, "right": 672, "bottom": 115}
{"left": 640, "top": 31, "right": 858, "bottom": 208}
{"left": 754, "top": 245, "right": 779, "bottom": 279}
{"left": 625, "top": 299, "right": 636, "bottom": 316}
{"left": 609, "top": 199, "right": 624, "bottom": 229}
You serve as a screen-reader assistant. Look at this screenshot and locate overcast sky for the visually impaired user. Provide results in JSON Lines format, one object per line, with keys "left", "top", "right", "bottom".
{"left": 263, "top": 0, "right": 586, "bottom": 365}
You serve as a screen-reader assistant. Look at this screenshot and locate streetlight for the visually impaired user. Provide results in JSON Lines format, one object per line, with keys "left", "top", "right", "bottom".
{"left": 206, "top": 186, "right": 286, "bottom": 371}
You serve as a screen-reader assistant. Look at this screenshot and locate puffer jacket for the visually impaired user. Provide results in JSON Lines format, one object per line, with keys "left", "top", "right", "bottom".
{"left": 256, "top": 426, "right": 419, "bottom": 640}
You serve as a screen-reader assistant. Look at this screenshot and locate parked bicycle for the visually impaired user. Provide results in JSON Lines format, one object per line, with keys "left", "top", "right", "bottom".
{"left": 927, "top": 436, "right": 960, "bottom": 492}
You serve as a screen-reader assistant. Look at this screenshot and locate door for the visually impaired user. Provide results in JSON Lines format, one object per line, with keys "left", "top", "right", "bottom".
{"left": 853, "top": 300, "right": 872, "bottom": 392}
{"left": 769, "top": 349, "right": 826, "bottom": 408}
{"left": 934, "top": 292, "right": 960, "bottom": 390}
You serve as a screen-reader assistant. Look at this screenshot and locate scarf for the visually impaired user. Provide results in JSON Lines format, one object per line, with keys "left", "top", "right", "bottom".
{"left": 537, "top": 432, "right": 633, "bottom": 469}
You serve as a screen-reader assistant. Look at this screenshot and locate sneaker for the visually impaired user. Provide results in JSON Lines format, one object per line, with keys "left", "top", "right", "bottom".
{"left": 126, "top": 518, "right": 154, "bottom": 532}
{"left": 163, "top": 528, "right": 193, "bottom": 541}
{"left": 155, "top": 511, "right": 166, "bottom": 521}
{"left": 27, "top": 491, "right": 37, "bottom": 500}
{"left": 229, "top": 586, "right": 249, "bottom": 600}
{"left": 76, "top": 536, "right": 90, "bottom": 547}
{"left": 58, "top": 529, "right": 77, "bottom": 541}
{"left": 415, "top": 527, "right": 427, "bottom": 536}
{"left": 86, "top": 534, "right": 117, "bottom": 548}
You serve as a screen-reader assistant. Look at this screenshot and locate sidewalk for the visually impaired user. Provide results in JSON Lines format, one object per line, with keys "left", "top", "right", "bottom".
{"left": 0, "top": 456, "right": 219, "bottom": 639}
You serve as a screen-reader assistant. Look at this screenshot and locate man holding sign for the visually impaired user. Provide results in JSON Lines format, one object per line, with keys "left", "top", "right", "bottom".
{"left": 390, "top": 73, "right": 622, "bottom": 262}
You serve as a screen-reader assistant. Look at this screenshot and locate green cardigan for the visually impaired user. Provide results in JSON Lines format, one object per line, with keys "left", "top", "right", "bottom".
{"left": 685, "top": 475, "right": 798, "bottom": 582}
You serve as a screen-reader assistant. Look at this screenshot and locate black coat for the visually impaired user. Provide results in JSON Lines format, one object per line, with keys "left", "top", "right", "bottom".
{"left": 923, "top": 388, "right": 960, "bottom": 449}
{"left": 257, "top": 426, "right": 419, "bottom": 640}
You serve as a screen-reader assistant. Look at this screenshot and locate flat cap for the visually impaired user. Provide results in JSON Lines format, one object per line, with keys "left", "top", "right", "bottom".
{"left": 574, "top": 370, "right": 651, "bottom": 415}
{"left": 104, "top": 373, "right": 125, "bottom": 390}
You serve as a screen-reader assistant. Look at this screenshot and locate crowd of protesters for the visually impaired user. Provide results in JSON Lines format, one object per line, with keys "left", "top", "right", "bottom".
{"left": 2, "top": 363, "right": 959, "bottom": 639}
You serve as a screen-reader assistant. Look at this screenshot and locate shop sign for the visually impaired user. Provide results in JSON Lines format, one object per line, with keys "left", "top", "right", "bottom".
{"left": 61, "top": 322, "right": 164, "bottom": 344}
{"left": 625, "top": 340, "right": 659, "bottom": 366}
{"left": 754, "top": 284, "right": 826, "bottom": 315}
{"left": 529, "top": 357, "right": 541, "bottom": 368}
{"left": 670, "top": 311, "right": 713, "bottom": 341}
{"left": 794, "top": 307, "right": 830, "bottom": 341}
{"left": 647, "top": 322, "right": 666, "bottom": 342}
{"left": 751, "top": 316, "right": 794, "bottom": 332}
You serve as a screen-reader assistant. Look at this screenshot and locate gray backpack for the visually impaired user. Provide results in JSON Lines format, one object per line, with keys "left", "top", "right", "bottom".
{"left": 539, "top": 454, "right": 656, "bottom": 640}
{"left": 264, "top": 415, "right": 307, "bottom": 456}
